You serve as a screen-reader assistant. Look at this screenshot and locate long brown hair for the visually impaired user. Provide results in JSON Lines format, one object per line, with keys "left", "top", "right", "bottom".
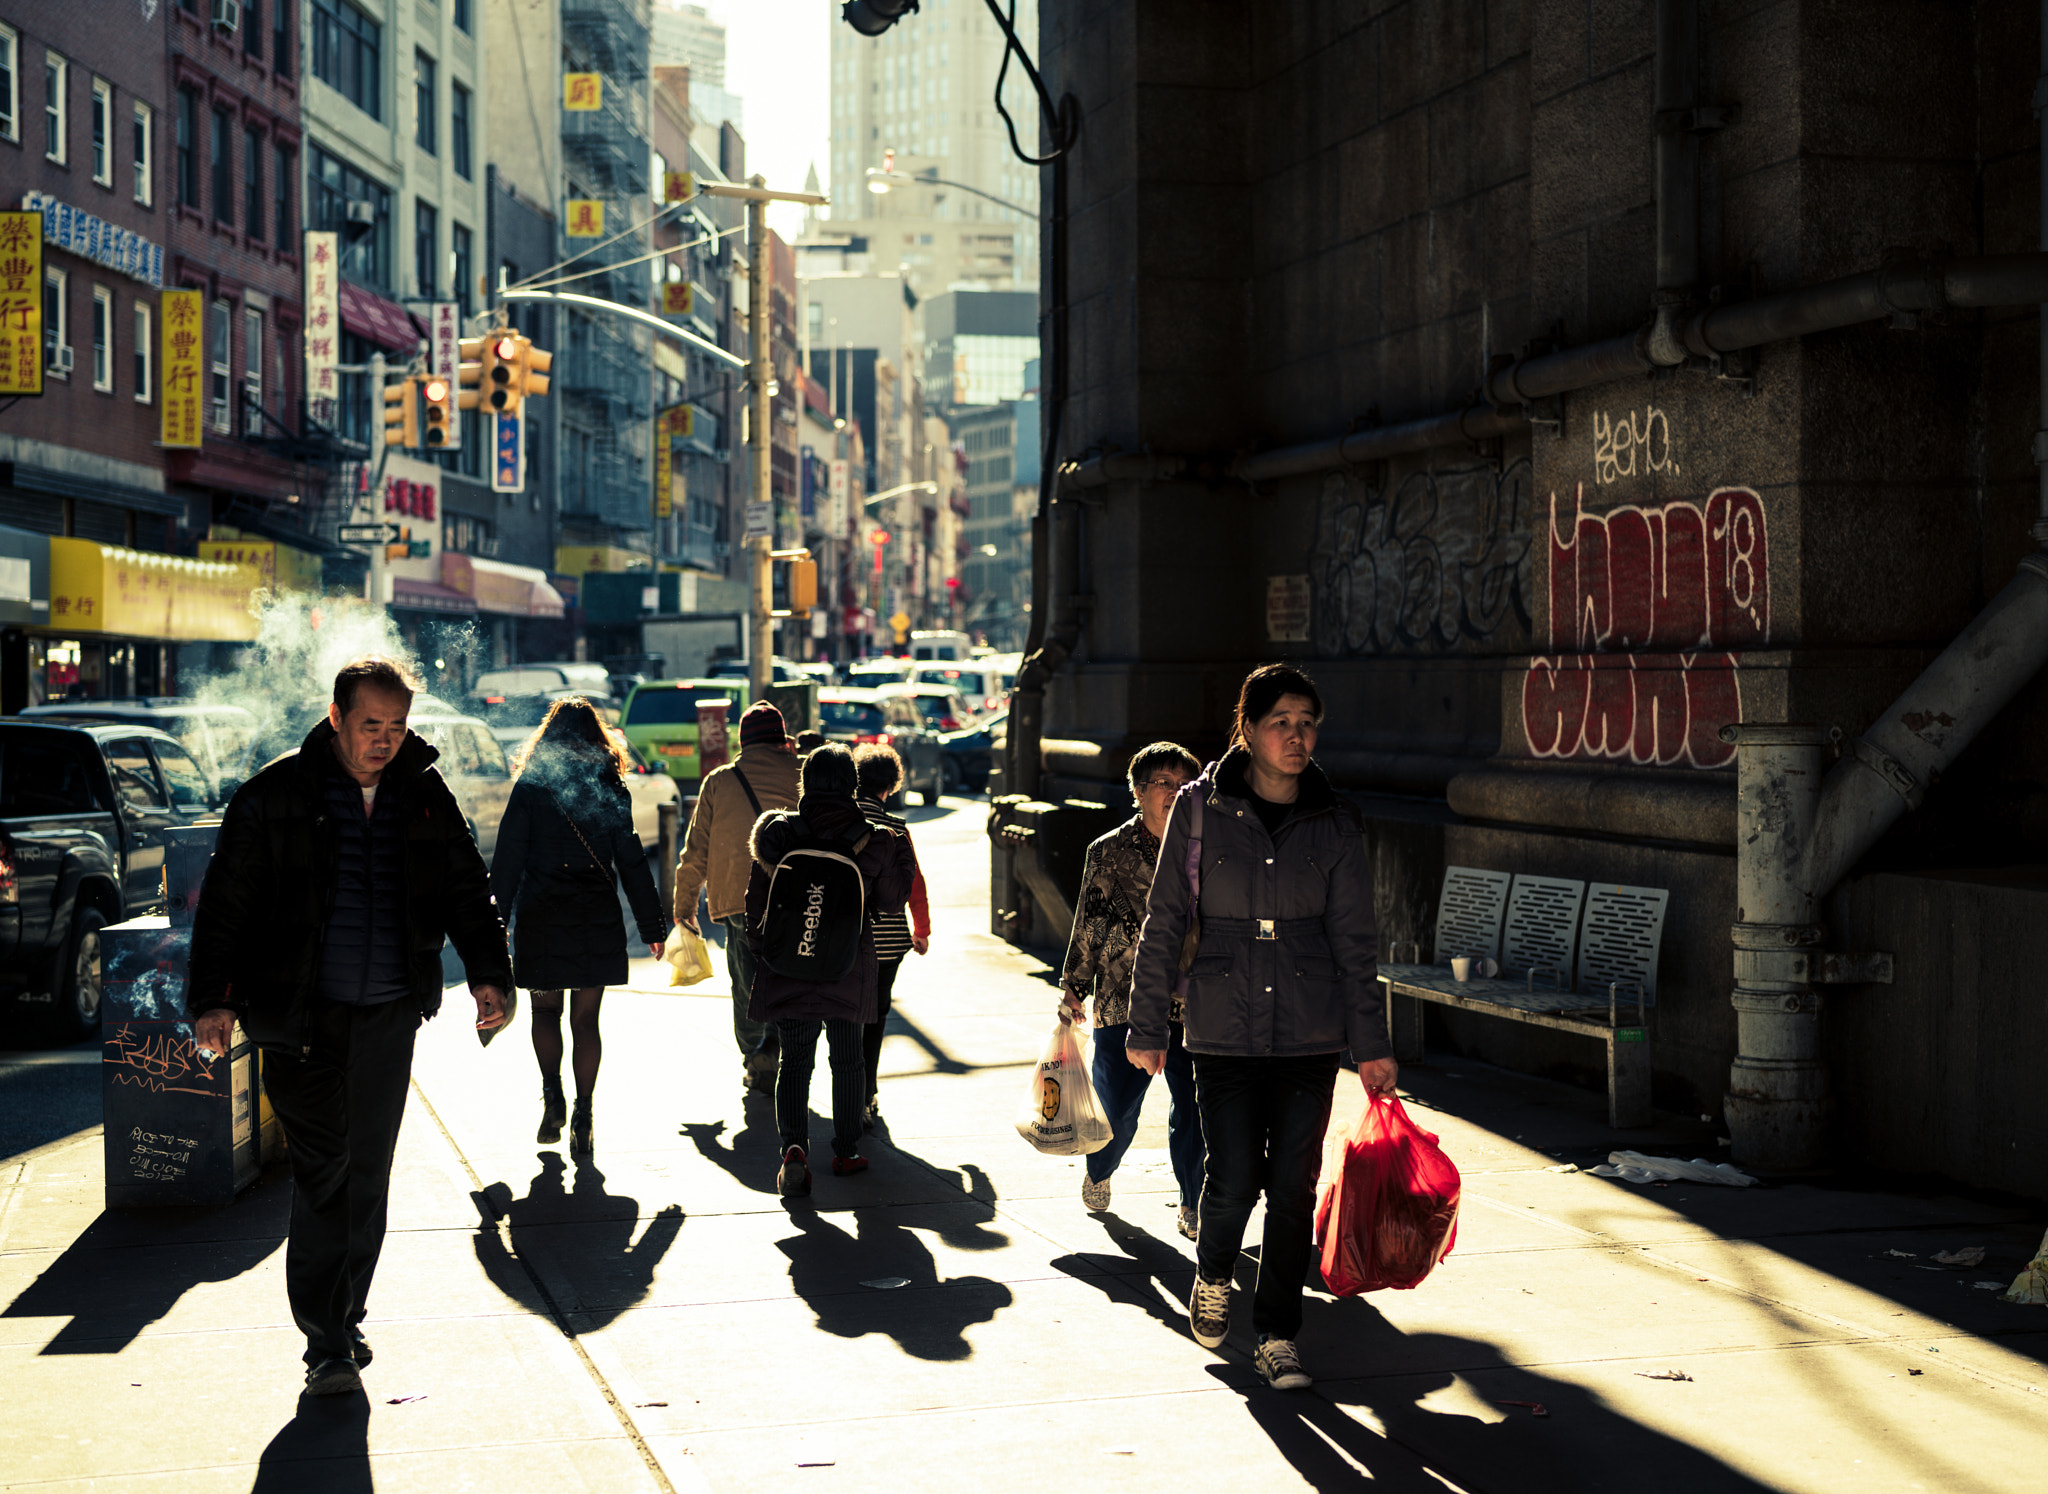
{"left": 511, "top": 695, "right": 630, "bottom": 790}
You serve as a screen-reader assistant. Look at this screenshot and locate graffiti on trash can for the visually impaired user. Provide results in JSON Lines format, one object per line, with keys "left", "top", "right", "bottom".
{"left": 103, "top": 1022, "right": 220, "bottom": 1097}
{"left": 125, "top": 1126, "right": 198, "bottom": 1181}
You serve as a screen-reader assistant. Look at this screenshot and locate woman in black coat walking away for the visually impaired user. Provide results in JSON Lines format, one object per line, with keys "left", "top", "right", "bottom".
{"left": 491, "top": 697, "right": 670, "bottom": 1153}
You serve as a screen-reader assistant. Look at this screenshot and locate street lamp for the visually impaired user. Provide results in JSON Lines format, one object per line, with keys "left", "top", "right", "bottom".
{"left": 865, "top": 165, "right": 1033, "bottom": 218}
{"left": 863, "top": 480, "right": 938, "bottom": 507}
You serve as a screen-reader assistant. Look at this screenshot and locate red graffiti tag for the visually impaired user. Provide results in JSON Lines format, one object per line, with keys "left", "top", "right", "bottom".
{"left": 1522, "top": 652, "right": 1741, "bottom": 769}
{"left": 1548, "top": 485, "right": 1768, "bottom": 651}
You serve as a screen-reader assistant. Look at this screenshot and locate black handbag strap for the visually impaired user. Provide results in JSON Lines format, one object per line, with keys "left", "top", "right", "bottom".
{"left": 733, "top": 766, "right": 763, "bottom": 815}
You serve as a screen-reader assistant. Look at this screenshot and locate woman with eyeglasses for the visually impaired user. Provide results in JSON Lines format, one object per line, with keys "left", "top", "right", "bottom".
{"left": 1059, "top": 742, "right": 1207, "bottom": 1239}
{"left": 1126, "top": 663, "right": 1396, "bottom": 1393}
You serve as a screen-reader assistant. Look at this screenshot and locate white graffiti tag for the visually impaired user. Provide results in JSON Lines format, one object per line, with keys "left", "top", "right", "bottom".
{"left": 1593, "top": 406, "right": 1678, "bottom": 486}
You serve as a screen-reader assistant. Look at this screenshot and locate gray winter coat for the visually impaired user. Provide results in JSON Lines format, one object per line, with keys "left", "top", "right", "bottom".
{"left": 1127, "top": 747, "right": 1387, "bottom": 1062}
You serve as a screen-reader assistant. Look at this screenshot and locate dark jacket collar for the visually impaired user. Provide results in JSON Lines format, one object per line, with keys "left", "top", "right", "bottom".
{"left": 293, "top": 718, "right": 440, "bottom": 794}
{"left": 1205, "top": 745, "right": 1339, "bottom": 820}
{"left": 797, "top": 790, "right": 870, "bottom": 842}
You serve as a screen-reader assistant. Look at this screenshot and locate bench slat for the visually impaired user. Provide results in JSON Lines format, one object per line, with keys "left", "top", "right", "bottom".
{"left": 1503, "top": 874, "right": 1586, "bottom": 980}
{"left": 1578, "top": 882, "right": 1669, "bottom": 1001}
{"left": 1433, "top": 867, "right": 1511, "bottom": 964}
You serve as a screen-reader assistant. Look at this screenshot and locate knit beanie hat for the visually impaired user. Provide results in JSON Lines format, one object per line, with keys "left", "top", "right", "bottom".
{"left": 738, "top": 700, "right": 788, "bottom": 750}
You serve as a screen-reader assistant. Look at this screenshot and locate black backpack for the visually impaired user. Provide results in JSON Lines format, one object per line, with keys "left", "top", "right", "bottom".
{"left": 759, "top": 817, "right": 871, "bottom": 982}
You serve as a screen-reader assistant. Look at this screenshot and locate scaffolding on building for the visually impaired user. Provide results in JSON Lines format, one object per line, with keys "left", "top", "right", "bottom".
{"left": 560, "top": 0, "right": 655, "bottom": 535}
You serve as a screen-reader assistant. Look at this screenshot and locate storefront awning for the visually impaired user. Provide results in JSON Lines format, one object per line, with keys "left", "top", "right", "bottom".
{"left": 390, "top": 578, "right": 477, "bottom": 614}
{"left": 47, "top": 537, "right": 260, "bottom": 641}
{"left": 440, "top": 553, "right": 568, "bottom": 618}
{"left": 338, "top": 281, "right": 424, "bottom": 354}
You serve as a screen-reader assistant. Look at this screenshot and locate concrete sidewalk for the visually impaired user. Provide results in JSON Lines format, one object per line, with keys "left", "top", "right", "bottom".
{"left": 4, "top": 795, "right": 2048, "bottom": 1492}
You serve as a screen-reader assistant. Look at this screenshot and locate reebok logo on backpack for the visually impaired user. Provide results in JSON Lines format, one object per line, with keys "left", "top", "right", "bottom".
{"left": 760, "top": 822, "right": 869, "bottom": 982}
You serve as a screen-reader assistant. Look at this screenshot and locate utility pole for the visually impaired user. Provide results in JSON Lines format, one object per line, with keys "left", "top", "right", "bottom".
{"left": 700, "top": 176, "right": 827, "bottom": 706}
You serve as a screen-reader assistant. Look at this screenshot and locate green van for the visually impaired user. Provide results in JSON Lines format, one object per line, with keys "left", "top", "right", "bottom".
{"left": 618, "top": 678, "right": 743, "bottom": 784}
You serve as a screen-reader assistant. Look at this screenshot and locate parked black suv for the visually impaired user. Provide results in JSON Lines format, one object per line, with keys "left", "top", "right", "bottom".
{"left": 0, "top": 721, "right": 225, "bottom": 1038}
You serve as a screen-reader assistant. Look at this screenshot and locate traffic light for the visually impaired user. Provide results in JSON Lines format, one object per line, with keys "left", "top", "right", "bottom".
{"left": 770, "top": 548, "right": 817, "bottom": 618}
{"left": 421, "top": 374, "right": 455, "bottom": 447}
{"left": 381, "top": 378, "right": 417, "bottom": 448}
{"left": 511, "top": 334, "right": 552, "bottom": 409}
{"left": 483, "top": 331, "right": 519, "bottom": 412}
{"left": 456, "top": 336, "right": 485, "bottom": 411}
{"left": 842, "top": 0, "right": 917, "bottom": 36}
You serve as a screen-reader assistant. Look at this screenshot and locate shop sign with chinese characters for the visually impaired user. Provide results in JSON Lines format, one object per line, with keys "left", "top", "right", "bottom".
{"left": 566, "top": 200, "right": 605, "bottom": 238}
{"left": 654, "top": 405, "right": 680, "bottom": 520}
{"left": 663, "top": 171, "right": 694, "bottom": 202}
{"left": 18, "top": 192, "right": 164, "bottom": 288}
{"left": 564, "top": 73, "right": 602, "bottom": 111}
{"left": 303, "top": 232, "right": 340, "bottom": 419}
{"left": 0, "top": 211, "right": 42, "bottom": 396}
{"left": 493, "top": 411, "right": 524, "bottom": 494}
{"left": 48, "top": 537, "right": 261, "bottom": 642}
{"left": 661, "top": 281, "right": 693, "bottom": 315}
{"left": 160, "top": 290, "right": 204, "bottom": 449}
{"left": 429, "top": 302, "right": 460, "bottom": 448}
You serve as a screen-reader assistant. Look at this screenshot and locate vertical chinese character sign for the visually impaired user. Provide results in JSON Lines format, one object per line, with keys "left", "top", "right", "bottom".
{"left": 161, "top": 290, "right": 204, "bottom": 448}
{"left": 303, "top": 231, "right": 340, "bottom": 424}
{"left": 430, "top": 302, "right": 460, "bottom": 449}
{"left": 492, "top": 411, "right": 524, "bottom": 494}
{"left": 654, "top": 406, "right": 680, "bottom": 520}
{"left": 0, "top": 212, "right": 41, "bottom": 396}
{"left": 565, "top": 201, "right": 605, "bottom": 239}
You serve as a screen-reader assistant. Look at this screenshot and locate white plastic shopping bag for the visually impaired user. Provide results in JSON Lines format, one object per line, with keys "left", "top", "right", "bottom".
{"left": 1015, "top": 1018, "right": 1113, "bottom": 1155}
{"left": 664, "top": 925, "right": 714, "bottom": 987}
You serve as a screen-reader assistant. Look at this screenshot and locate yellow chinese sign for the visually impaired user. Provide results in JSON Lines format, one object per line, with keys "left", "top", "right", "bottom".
{"left": 566, "top": 200, "right": 605, "bottom": 238}
{"left": 661, "top": 281, "right": 693, "bottom": 315}
{"left": 50, "top": 537, "right": 261, "bottom": 641}
{"left": 197, "top": 531, "right": 324, "bottom": 594}
{"left": 564, "top": 73, "right": 602, "bottom": 111}
{"left": 654, "top": 405, "right": 685, "bottom": 520}
{"left": 663, "top": 170, "right": 694, "bottom": 202}
{"left": 161, "top": 289, "right": 204, "bottom": 448}
{"left": 0, "top": 212, "right": 41, "bottom": 396}
{"left": 555, "top": 544, "right": 647, "bottom": 576}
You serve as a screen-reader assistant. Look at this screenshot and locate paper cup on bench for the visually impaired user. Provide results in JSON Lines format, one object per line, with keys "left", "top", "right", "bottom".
{"left": 1450, "top": 955, "right": 1473, "bottom": 982}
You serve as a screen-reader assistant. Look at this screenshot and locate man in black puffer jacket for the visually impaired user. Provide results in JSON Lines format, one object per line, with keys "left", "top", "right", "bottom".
{"left": 188, "top": 657, "right": 511, "bottom": 1397}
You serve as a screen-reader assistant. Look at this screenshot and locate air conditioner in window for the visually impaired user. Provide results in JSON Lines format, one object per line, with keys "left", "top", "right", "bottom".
{"left": 50, "top": 345, "right": 74, "bottom": 374}
{"left": 211, "top": 0, "right": 240, "bottom": 33}
{"left": 345, "top": 200, "right": 376, "bottom": 226}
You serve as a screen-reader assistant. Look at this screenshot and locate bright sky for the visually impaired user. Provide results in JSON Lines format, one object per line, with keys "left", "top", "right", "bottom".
{"left": 708, "top": 0, "right": 835, "bottom": 239}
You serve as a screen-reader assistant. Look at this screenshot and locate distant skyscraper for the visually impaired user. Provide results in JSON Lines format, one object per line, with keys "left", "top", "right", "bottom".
{"left": 825, "top": 0, "right": 1040, "bottom": 294}
{"left": 654, "top": 1, "right": 744, "bottom": 148}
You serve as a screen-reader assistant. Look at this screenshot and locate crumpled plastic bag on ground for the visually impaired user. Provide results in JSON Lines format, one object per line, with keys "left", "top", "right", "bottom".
{"left": 1588, "top": 1151, "right": 1756, "bottom": 1188}
{"left": 2004, "top": 1228, "right": 2048, "bottom": 1305}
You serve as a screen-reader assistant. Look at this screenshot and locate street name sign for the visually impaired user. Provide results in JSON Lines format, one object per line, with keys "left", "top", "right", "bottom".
{"left": 339, "top": 524, "right": 400, "bottom": 545}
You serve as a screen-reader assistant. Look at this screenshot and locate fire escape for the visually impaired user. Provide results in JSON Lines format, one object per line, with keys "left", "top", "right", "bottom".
{"left": 559, "top": 0, "right": 653, "bottom": 538}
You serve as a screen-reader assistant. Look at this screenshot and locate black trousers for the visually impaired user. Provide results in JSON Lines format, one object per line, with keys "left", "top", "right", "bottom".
{"left": 261, "top": 996, "right": 420, "bottom": 1366}
{"left": 775, "top": 1017, "right": 866, "bottom": 1159}
{"left": 1193, "top": 1051, "right": 1340, "bottom": 1341}
{"left": 861, "top": 954, "right": 905, "bottom": 1102}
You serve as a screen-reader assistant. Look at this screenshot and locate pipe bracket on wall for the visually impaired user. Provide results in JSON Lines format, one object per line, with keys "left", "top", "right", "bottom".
{"left": 1849, "top": 736, "right": 1923, "bottom": 810}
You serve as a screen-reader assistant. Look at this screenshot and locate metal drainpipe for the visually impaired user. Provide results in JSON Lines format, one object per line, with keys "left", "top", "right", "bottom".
{"left": 1646, "top": 0, "right": 1701, "bottom": 366}
{"left": 1716, "top": 725, "right": 1838, "bottom": 1171}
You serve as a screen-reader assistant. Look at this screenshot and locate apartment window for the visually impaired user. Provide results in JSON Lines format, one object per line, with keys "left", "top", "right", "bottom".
{"left": 43, "top": 268, "right": 67, "bottom": 375}
{"left": 310, "top": 145, "right": 391, "bottom": 288}
{"left": 243, "top": 307, "right": 263, "bottom": 434}
{"left": 274, "top": 142, "right": 294, "bottom": 248}
{"left": 450, "top": 83, "right": 471, "bottom": 180}
{"left": 311, "top": 0, "right": 380, "bottom": 120}
{"left": 413, "top": 199, "right": 436, "bottom": 298}
{"left": 243, "top": 0, "right": 263, "bottom": 62}
{"left": 451, "top": 223, "right": 472, "bottom": 316}
{"left": 132, "top": 102, "right": 152, "bottom": 205}
{"left": 454, "top": 0, "right": 470, "bottom": 35}
{"left": 244, "top": 125, "right": 264, "bottom": 240}
{"left": 44, "top": 51, "right": 65, "bottom": 163}
{"left": 273, "top": 0, "right": 291, "bottom": 81}
{"left": 176, "top": 89, "right": 199, "bottom": 207}
{"left": 0, "top": 25, "right": 16, "bottom": 143}
{"left": 210, "top": 108, "right": 233, "bottom": 223}
{"left": 91, "top": 286, "right": 112, "bottom": 390}
{"left": 133, "top": 301, "right": 151, "bottom": 402}
{"left": 413, "top": 52, "right": 435, "bottom": 155}
{"left": 90, "top": 78, "right": 111, "bottom": 186}
{"left": 209, "top": 299, "right": 231, "bottom": 431}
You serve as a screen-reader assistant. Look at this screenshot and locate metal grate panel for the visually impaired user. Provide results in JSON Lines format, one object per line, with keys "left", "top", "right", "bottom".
{"left": 1577, "top": 883, "right": 1669, "bottom": 1003}
{"left": 1431, "top": 867, "right": 1511, "bottom": 964}
{"left": 1503, "top": 875, "right": 1585, "bottom": 979}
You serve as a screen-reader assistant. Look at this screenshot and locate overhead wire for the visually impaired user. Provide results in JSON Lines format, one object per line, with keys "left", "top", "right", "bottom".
{"left": 502, "top": 195, "right": 710, "bottom": 293}
{"left": 514, "top": 221, "right": 748, "bottom": 294}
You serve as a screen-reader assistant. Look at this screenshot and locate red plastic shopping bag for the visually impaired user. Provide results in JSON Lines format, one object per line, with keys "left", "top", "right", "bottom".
{"left": 1314, "top": 1094, "right": 1461, "bottom": 1293}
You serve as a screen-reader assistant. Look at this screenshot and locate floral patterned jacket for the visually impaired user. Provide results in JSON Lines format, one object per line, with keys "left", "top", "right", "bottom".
{"left": 1060, "top": 815, "right": 1182, "bottom": 1027}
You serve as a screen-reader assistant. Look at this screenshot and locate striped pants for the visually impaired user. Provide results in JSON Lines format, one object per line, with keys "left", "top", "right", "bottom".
{"left": 774, "top": 1017, "right": 867, "bottom": 1160}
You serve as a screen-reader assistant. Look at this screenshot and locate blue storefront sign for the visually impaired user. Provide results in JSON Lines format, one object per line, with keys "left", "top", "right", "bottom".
{"left": 492, "top": 410, "right": 524, "bottom": 493}
{"left": 19, "top": 192, "right": 165, "bottom": 289}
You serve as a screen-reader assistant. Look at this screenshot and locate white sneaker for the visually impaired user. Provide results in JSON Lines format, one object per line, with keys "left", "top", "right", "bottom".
{"left": 1081, "top": 1175, "right": 1111, "bottom": 1211}
{"left": 1253, "top": 1337, "right": 1312, "bottom": 1391}
{"left": 1176, "top": 1205, "right": 1199, "bottom": 1241}
{"left": 1188, "top": 1273, "right": 1231, "bottom": 1348}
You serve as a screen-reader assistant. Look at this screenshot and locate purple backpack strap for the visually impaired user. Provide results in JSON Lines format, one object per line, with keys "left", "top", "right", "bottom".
{"left": 1172, "top": 780, "right": 1206, "bottom": 1003}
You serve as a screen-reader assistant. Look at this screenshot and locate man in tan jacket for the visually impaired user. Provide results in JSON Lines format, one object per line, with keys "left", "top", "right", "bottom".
{"left": 674, "top": 701, "right": 801, "bottom": 1091}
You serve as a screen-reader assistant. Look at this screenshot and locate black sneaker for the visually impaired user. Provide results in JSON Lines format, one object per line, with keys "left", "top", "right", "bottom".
{"left": 1188, "top": 1272, "right": 1231, "bottom": 1349}
{"left": 349, "top": 1328, "right": 372, "bottom": 1367}
{"left": 1253, "top": 1337, "right": 1312, "bottom": 1391}
{"left": 304, "top": 1357, "right": 362, "bottom": 1396}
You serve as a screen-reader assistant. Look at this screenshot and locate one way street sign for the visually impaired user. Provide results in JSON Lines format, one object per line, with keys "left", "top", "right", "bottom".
{"left": 338, "top": 523, "right": 400, "bottom": 544}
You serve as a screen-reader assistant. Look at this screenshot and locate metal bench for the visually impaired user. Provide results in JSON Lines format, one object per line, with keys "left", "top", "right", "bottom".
{"left": 1380, "top": 868, "right": 1669, "bottom": 1127}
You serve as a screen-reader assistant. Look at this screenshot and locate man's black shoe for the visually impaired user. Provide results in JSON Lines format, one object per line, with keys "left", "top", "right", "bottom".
{"left": 349, "top": 1328, "right": 372, "bottom": 1367}
{"left": 304, "top": 1357, "right": 363, "bottom": 1396}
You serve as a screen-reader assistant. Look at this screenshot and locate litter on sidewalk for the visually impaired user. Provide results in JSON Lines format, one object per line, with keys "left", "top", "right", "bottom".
{"left": 1933, "top": 1246, "right": 1986, "bottom": 1266}
{"left": 1634, "top": 1369, "right": 1693, "bottom": 1382}
{"left": 2005, "top": 1228, "right": 2048, "bottom": 1305}
{"left": 1588, "top": 1152, "right": 1756, "bottom": 1187}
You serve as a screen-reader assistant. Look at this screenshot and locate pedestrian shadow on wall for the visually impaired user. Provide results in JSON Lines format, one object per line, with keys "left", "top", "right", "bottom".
{"left": 471, "top": 1152, "right": 683, "bottom": 1329}
{"left": 3, "top": 1195, "right": 285, "bottom": 1354}
{"left": 248, "top": 1389, "right": 370, "bottom": 1494}
{"left": 1046, "top": 1249, "right": 1781, "bottom": 1494}
{"left": 774, "top": 1189, "right": 1012, "bottom": 1362}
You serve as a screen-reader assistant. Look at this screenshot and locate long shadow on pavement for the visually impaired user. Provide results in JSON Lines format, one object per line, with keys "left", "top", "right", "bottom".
{"left": 775, "top": 1203, "right": 1013, "bottom": 1362}
{"left": 1049, "top": 1233, "right": 1781, "bottom": 1494}
{"left": 472, "top": 1152, "right": 682, "bottom": 1327}
{"left": 249, "top": 1388, "right": 371, "bottom": 1494}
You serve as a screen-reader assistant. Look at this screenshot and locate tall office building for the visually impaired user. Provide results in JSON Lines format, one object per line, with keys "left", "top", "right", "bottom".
{"left": 652, "top": 1, "right": 742, "bottom": 157}
{"left": 823, "top": 0, "right": 1039, "bottom": 295}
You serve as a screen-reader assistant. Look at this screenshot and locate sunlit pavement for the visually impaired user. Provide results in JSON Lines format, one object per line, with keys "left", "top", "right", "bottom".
{"left": 4, "top": 797, "right": 2048, "bottom": 1491}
